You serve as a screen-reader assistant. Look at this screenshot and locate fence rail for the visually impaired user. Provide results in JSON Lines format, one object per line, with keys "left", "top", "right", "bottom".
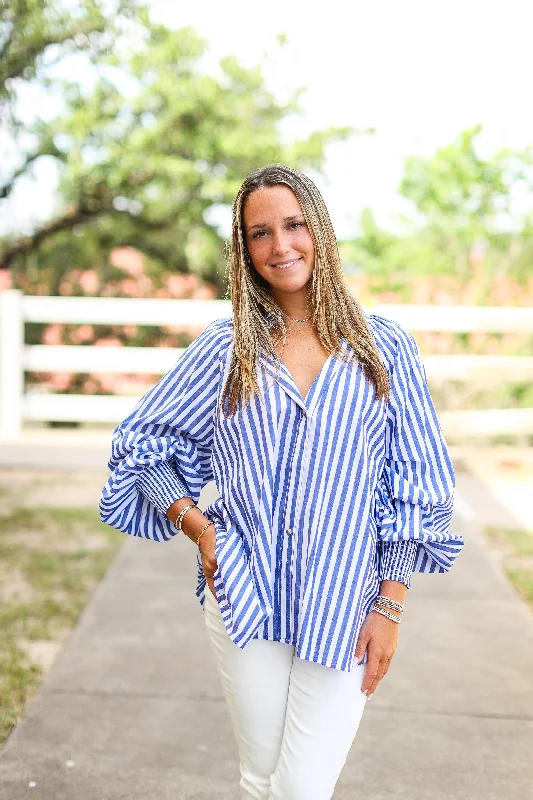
{"left": 1, "top": 290, "right": 532, "bottom": 439}
{"left": 19, "top": 346, "right": 533, "bottom": 382}
{"left": 17, "top": 295, "right": 533, "bottom": 331}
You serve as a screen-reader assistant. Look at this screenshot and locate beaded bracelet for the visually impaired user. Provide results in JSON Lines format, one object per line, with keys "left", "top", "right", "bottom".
{"left": 174, "top": 503, "right": 196, "bottom": 532}
{"left": 372, "top": 605, "right": 402, "bottom": 624}
{"left": 374, "top": 595, "right": 405, "bottom": 613}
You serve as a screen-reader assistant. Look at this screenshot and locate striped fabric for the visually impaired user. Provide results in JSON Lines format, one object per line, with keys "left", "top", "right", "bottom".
{"left": 99, "top": 313, "right": 464, "bottom": 672}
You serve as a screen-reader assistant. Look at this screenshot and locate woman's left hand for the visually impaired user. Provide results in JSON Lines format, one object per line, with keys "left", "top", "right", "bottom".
{"left": 354, "top": 610, "right": 400, "bottom": 698}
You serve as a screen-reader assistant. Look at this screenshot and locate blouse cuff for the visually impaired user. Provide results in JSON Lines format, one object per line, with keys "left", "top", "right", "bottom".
{"left": 135, "top": 461, "right": 190, "bottom": 517}
{"left": 378, "top": 539, "right": 418, "bottom": 589}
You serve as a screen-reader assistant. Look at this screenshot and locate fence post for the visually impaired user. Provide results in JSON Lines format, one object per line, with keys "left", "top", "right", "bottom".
{"left": 0, "top": 289, "right": 24, "bottom": 439}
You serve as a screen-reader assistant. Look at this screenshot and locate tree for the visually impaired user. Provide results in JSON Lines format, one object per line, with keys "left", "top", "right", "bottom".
{"left": 0, "top": 3, "right": 352, "bottom": 293}
{"left": 399, "top": 125, "right": 533, "bottom": 279}
{"left": 0, "top": 0, "right": 139, "bottom": 195}
{"left": 343, "top": 126, "right": 533, "bottom": 299}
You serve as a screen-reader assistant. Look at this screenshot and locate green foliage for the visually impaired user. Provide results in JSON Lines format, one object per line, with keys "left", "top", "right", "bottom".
{"left": 0, "top": 3, "right": 351, "bottom": 293}
{"left": 1, "top": 0, "right": 120, "bottom": 97}
{"left": 343, "top": 126, "right": 533, "bottom": 298}
{"left": 0, "top": 1, "right": 140, "bottom": 192}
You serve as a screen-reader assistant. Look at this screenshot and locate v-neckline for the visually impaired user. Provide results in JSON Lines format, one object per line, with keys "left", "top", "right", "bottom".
{"left": 278, "top": 352, "right": 335, "bottom": 406}
{"left": 259, "top": 315, "right": 348, "bottom": 413}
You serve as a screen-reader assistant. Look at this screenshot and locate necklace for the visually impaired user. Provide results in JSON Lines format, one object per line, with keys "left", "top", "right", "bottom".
{"left": 281, "top": 310, "right": 311, "bottom": 323}
{"left": 276, "top": 311, "right": 312, "bottom": 359}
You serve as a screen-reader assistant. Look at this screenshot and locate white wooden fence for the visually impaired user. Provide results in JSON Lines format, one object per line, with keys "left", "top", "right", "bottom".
{"left": 1, "top": 289, "right": 533, "bottom": 440}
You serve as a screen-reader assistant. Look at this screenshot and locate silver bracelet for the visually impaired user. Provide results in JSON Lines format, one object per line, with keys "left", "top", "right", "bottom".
{"left": 372, "top": 605, "right": 402, "bottom": 624}
{"left": 375, "top": 595, "right": 405, "bottom": 613}
{"left": 174, "top": 504, "right": 196, "bottom": 532}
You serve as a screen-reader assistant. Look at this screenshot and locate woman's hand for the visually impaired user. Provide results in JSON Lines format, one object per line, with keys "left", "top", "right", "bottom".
{"left": 198, "top": 525, "right": 218, "bottom": 599}
{"left": 354, "top": 609, "right": 400, "bottom": 698}
{"left": 166, "top": 499, "right": 219, "bottom": 599}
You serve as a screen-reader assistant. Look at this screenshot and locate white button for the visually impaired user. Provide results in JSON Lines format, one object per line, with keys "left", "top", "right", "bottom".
{"left": 286, "top": 528, "right": 293, "bottom": 536}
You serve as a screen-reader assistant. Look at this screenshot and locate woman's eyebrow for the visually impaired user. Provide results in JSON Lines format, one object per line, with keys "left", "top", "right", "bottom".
{"left": 246, "top": 215, "right": 304, "bottom": 232}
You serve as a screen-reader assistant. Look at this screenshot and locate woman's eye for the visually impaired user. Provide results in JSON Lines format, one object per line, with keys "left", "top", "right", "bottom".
{"left": 250, "top": 222, "right": 305, "bottom": 239}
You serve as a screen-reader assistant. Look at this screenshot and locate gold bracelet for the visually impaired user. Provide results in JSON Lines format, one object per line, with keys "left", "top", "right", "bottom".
{"left": 196, "top": 521, "right": 214, "bottom": 546}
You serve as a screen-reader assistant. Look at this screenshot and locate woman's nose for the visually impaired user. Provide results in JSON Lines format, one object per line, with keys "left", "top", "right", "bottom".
{"left": 271, "top": 229, "right": 291, "bottom": 255}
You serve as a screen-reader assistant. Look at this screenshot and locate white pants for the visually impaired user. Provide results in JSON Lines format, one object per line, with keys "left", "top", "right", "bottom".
{"left": 204, "top": 588, "right": 368, "bottom": 800}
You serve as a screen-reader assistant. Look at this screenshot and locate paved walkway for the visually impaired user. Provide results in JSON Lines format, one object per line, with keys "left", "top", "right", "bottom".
{"left": 1, "top": 477, "right": 533, "bottom": 799}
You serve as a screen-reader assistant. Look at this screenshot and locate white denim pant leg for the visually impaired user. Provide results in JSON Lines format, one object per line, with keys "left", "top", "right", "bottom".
{"left": 204, "top": 588, "right": 368, "bottom": 800}
{"left": 204, "top": 588, "right": 294, "bottom": 799}
{"left": 268, "top": 652, "right": 367, "bottom": 800}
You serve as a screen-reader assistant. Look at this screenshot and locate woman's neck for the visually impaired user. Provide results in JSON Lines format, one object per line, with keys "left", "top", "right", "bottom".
{"left": 271, "top": 288, "right": 312, "bottom": 321}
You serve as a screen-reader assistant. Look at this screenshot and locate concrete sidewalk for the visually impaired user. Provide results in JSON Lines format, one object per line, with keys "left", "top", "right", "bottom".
{"left": 1, "top": 483, "right": 533, "bottom": 799}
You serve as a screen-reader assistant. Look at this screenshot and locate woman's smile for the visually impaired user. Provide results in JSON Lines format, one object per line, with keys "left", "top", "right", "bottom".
{"left": 270, "top": 257, "right": 303, "bottom": 270}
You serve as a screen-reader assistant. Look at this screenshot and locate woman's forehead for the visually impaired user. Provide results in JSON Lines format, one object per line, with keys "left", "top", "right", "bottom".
{"left": 243, "top": 185, "right": 302, "bottom": 224}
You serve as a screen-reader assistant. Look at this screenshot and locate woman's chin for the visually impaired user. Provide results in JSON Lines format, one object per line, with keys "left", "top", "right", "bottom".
{"left": 267, "top": 269, "right": 313, "bottom": 294}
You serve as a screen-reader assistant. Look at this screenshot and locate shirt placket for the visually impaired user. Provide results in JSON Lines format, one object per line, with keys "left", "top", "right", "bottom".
{"left": 281, "top": 405, "right": 308, "bottom": 643}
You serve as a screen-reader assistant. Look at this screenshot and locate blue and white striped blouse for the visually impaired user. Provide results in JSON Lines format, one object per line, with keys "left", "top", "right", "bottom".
{"left": 99, "top": 313, "right": 464, "bottom": 672}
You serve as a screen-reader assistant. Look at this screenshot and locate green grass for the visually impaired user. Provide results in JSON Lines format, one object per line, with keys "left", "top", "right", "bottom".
{"left": 484, "top": 526, "right": 533, "bottom": 608}
{"left": 0, "top": 507, "right": 123, "bottom": 747}
{"left": 505, "top": 569, "right": 533, "bottom": 605}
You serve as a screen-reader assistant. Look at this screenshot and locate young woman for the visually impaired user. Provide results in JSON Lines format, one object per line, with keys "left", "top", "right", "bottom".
{"left": 100, "top": 164, "right": 465, "bottom": 799}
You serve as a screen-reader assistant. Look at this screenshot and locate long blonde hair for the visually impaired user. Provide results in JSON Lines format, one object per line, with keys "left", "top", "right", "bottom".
{"left": 221, "top": 163, "right": 389, "bottom": 416}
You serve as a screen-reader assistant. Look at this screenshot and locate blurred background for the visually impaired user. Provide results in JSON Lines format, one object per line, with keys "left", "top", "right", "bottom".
{"left": 0, "top": 0, "right": 532, "bottom": 790}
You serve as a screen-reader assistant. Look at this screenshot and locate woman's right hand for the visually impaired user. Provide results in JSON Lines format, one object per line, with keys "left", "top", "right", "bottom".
{"left": 199, "top": 524, "right": 218, "bottom": 599}
{"left": 166, "top": 499, "right": 219, "bottom": 598}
